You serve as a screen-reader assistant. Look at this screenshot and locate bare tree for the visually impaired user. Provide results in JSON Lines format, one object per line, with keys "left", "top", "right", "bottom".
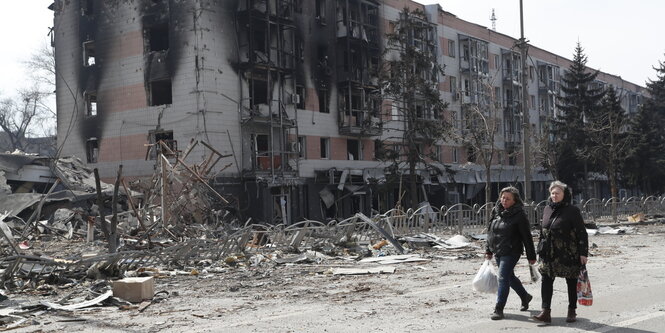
{"left": 585, "top": 86, "right": 631, "bottom": 222}
{"left": 449, "top": 78, "right": 502, "bottom": 213}
{"left": 0, "top": 89, "right": 52, "bottom": 152}
{"left": 0, "top": 43, "right": 56, "bottom": 152}
{"left": 378, "top": 8, "right": 449, "bottom": 210}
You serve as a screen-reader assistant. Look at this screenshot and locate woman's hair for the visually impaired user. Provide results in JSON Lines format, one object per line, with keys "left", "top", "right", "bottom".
{"left": 549, "top": 180, "right": 567, "bottom": 193}
{"left": 499, "top": 186, "right": 523, "bottom": 206}
{"left": 549, "top": 180, "right": 573, "bottom": 203}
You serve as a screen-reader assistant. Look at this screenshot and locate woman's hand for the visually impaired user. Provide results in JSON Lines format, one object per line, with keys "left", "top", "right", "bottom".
{"left": 485, "top": 252, "right": 493, "bottom": 260}
{"left": 580, "top": 256, "right": 588, "bottom": 265}
{"left": 528, "top": 259, "right": 536, "bottom": 265}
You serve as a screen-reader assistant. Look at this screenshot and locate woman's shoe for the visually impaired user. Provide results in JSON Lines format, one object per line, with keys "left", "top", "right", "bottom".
{"left": 532, "top": 309, "right": 551, "bottom": 324}
{"left": 566, "top": 308, "right": 577, "bottom": 323}
{"left": 520, "top": 294, "right": 533, "bottom": 311}
{"left": 490, "top": 304, "right": 505, "bottom": 320}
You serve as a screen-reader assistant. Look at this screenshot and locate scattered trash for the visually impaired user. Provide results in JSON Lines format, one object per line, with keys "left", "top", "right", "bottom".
{"left": 332, "top": 266, "right": 396, "bottom": 275}
{"left": 627, "top": 213, "right": 645, "bottom": 223}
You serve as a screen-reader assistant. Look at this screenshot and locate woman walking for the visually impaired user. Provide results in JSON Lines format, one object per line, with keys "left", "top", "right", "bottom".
{"left": 533, "top": 181, "right": 589, "bottom": 324}
{"left": 485, "top": 186, "right": 537, "bottom": 320}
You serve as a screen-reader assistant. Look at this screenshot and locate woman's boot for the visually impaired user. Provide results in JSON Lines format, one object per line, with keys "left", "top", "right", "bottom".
{"left": 520, "top": 293, "right": 533, "bottom": 311}
{"left": 566, "top": 308, "right": 577, "bottom": 323}
{"left": 532, "top": 309, "right": 551, "bottom": 324}
{"left": 490, "top": 304, "right": 505, "bottom": 320}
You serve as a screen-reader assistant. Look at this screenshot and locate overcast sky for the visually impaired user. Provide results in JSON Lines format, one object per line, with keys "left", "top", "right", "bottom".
{"left": 0, "top": 0, "right": 663, "bottom": 99}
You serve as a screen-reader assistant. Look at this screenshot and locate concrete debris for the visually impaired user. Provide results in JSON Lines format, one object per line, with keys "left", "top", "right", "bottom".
{"left": 332, "top": 266, "right": 396, "bottom": 275}
{"left": 40, "top": 290, "right": 113, "bottom": 311}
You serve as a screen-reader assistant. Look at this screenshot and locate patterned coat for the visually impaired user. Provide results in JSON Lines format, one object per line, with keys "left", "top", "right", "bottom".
{"left": 537, "top": 194, "right": 589, "bottom": 278}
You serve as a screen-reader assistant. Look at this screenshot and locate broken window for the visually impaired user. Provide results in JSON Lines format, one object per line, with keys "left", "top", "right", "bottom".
{"left": 86, "top": 137, "right": 98, "bottom": 163}
{"left": 448, "top": 40, "right": 455, "bottom": 57}
{"left": 148, "top": 23, "right": 169, "bottom": 52}
{"left": 320, "top": 137, "right": 329, "bottom": 159}
{"left": 315, "top": 0, "right": 327, "bottom": 24}
{"left": 84, "top": 91, "right": 97, "bottom": 116}
{"left": 297, "top": 136, "right": 306, "bottom": 158}
{"left": 347, "top": 139, "right": 360, "bottom": 160}
{"left": 81, "top": 0, "right": 93, "bottom": 16}
{"left": 452, "top": 147, "right": 458, "bottom": 163}
{"left": 295, "top": 85, "right": 305, "bottom": 109}
{"left": 83, "top": 41, "right": 95, "bottom": 67}
{"left": 148, "top": 130, "right": 177, "bottom": 159}
{"left": 250, "top": 79, "right": 269, "bottom": 108}
{"left": 317, "top": 89, "right": 329, "bottom": 113}
{"left": 251, "top": 28, "right": 267, "bottom": 54}
{"left": 149, "top": 79, "right": 172, "bottom": 106}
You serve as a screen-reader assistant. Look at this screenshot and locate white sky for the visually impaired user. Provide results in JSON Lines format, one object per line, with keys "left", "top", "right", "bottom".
{"left": 0, "top": 1, "right": 54, "bottom": 99}
{"left": 420, "top": 0, "right": 664, "bottom": 87}
{"left": 0, "top": 0, "right": 662, "bottom": 99}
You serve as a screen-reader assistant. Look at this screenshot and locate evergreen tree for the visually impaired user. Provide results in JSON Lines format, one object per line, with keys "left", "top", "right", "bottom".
{"left": 554, "top": 42, "right": 605, "bottom": 195}
{"left": 623, "top": 59, "right": 665, "bottom": 194}
{"left": 378, "top": 8, "right": 449, "bottom": 209}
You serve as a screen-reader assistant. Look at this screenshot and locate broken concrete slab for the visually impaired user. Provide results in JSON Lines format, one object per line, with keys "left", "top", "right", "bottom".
{"left": 359, "top": 254, "right": 430, "bottom": 265}
{"left": 332, "top": 266, "right": 396, "bottom": 275}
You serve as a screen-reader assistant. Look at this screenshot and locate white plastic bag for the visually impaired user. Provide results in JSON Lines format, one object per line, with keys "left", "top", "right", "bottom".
{"left": 472, "top": 259, "right": 498, "bottom": 293}
{"left": 529, "top": 264, "right": 541, "bottom": 282}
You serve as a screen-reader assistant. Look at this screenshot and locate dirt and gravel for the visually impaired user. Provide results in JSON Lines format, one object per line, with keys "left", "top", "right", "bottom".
{"left": 2, "top": 222, "right": 665, "bottom": 332}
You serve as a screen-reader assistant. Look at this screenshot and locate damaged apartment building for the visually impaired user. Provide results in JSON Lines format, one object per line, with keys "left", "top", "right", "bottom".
{"left": 51, "top": 0, "right": 647, "bottom": 224}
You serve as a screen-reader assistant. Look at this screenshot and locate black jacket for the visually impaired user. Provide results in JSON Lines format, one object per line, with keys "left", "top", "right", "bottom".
{"left": 538, "top": 187, "right": 589, "bottom": 277}
{"left": 486, "top": 204, "right": 537, "bottom": 260}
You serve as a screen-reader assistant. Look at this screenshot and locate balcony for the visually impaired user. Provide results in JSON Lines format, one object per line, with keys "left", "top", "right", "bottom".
{"left": 339, "top": 110, "right": 382, "bottom": 137}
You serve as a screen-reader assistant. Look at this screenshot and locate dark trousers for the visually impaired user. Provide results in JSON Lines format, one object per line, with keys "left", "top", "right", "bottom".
{"left": 541, "top": 273, "right": 577, "bottom": 309}
{"left": 495, "top": 254, "right": 529, "bottom": 306}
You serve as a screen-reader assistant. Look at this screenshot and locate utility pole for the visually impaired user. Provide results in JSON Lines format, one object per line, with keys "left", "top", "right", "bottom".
{"left": 519, "top": 0, "right": 531, "bottom": 201}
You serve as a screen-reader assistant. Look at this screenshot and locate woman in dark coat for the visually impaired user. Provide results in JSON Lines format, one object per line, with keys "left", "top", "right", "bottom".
{"left": 485, "top": 186, "right": 537, "bottom": 320}
{"left": 533, "top": 181, "right": 589, "bottom": 324}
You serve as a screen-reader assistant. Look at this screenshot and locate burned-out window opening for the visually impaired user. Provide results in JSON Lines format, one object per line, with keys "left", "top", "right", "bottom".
{"left": 251, "top": 28, "right": 268, "bottom": 55}
{"left": 347, "top": 139, "right": 361, "bottom": 160}
{"left": 149, "top": 79, "right": 172, "bottom": 106}
{"left": 374, "top": 140, "right": 382, "bottom": 160}
{"left": 81, "top": 0, "right": 93, "bottom": 16}
{"left": 148, "top": 23, "right": 169, "bottom": 52}
{"left": 83, "top": 41, "right": 95, "bottom": 67}
{"left": 249, "top": 79, "right": 269, "bottom": 109}
{"left": 84, "top": 91, "right": 97, "bottom": 116}
{"left": 315, "top": 0, "right": 327, "bottom": 24}
{"left": 320, "top": 137, "right": 329, "bottom": 159}
{"left": 295, "top": 85, "right": 305, "bottom": 109}
{"left": 297, "top": 136, "right": 306, "bottom": 158}
{"left": 317, "top": 89, "right": 329, "bottom": 113}
{"left": 452, "top": 147, "right": 458, "bottom": 163}
{"left": 148, "top": 130, "right": 177, "bottom": 159}
{"left": 86, "top": 137, "right": 98, "bottom": 163}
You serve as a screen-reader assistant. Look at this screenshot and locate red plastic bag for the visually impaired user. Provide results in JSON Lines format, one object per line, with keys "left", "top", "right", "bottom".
{"left": 577, "top": 266, "right": 593, "bottom": 306}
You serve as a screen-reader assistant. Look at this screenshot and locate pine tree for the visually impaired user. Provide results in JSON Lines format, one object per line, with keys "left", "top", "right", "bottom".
{"left": 554, "top": 42, "right": 605, "bottom": 195}
{"left": 623, "top": 59, "right": 665, "bottom": 194}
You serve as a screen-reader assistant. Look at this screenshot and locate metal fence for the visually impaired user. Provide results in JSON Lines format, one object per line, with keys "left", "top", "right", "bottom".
{"left": 2, "top": 196, "right": 662, "bottom": 287}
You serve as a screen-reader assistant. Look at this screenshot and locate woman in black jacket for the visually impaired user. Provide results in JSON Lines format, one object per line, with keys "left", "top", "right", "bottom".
{"left": 532, "top": 181, "right": 589, "bottom": 324}
{"left": 485, "top": 186, "right": 537, "bottom": 320}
